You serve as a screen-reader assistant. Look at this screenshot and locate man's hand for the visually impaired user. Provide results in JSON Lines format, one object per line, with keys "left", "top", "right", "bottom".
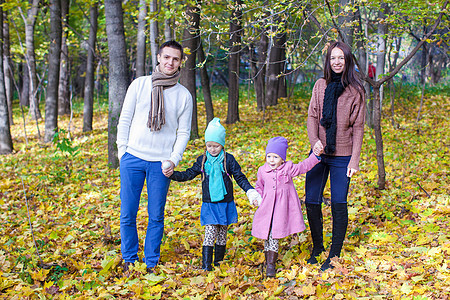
{"left": 162, "top": 160, "right": 175, "bottom": 177}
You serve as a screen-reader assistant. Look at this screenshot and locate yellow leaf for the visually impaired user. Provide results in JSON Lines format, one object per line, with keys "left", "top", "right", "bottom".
{"left": 427, "top": 247, "right": 441, "bottom": 257}
{"left": 99, "top": 257, "right": 116, "bottom": 277}
{"left": 302, "top": 283, "right": 316, "bottom": 295}
{"left": 30, "top": 268, "right": 50, "bottom": 282}
{"left": 182, "top": 239, "right": 190, "bottom": 251}
{"left": 190, "top": 276, "right": 205, "bottom": 286}
{"left": 274, "top": 285, "right": 284, "bottom": 296}
{"left": 400, "top": 282, "right": 412, "bottom": 294}
{"left": 285, "top": 267, "right": 298, "bottom": 281}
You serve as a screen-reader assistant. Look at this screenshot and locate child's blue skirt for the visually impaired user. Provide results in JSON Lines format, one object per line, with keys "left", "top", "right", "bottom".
{"left": 200, "top": 201, "right": 238, "bottom": 226}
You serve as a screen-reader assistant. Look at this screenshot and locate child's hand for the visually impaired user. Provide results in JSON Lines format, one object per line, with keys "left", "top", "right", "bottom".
{"left": 313, "top": 140, "right": 324, "bottom": 156}
{"left": 246, "top": 189, "right": 262, "bottom": 206}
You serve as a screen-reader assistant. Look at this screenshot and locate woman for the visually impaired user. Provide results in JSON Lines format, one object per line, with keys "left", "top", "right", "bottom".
{"left": 305, "top": 41, "right": 365, "bottom": 271}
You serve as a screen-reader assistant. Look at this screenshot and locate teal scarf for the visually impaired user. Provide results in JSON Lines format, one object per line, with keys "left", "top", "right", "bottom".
{"left": 204, "top": 150, "right": 227, "bottom": 202}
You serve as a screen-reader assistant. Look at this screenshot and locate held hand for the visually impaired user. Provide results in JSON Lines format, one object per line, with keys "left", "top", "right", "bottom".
{"left": 162, "top": 160, "right": 175, "bottom": 177}
{"left": 246, "top": 189, "right": 262, "bottom": 206}
{"left": 313, "top": 140, "right": 324, "bottom": 156}
{"left": 346, "top": 168, "right": 357, "bottom": 178}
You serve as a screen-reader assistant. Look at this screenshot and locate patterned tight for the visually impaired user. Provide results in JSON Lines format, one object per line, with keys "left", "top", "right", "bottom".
{"left": 264, "top": 229, "right": 279, "bottom": 252}
{"left": 203, "top": 224, "right": 228, "bottom": 246}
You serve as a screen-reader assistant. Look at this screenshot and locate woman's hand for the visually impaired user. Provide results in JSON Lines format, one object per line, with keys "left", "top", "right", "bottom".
{"left": 346, "top": 168, "right": 357, "bottom": 178}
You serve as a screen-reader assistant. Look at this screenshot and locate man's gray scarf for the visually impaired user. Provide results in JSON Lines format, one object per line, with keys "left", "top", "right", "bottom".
{"left": 148, "top": 65, "right": 181, "bottom": 131}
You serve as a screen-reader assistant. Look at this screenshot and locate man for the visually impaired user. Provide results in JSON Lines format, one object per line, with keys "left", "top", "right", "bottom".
{"left": 116, "top": 40, "right": 193, "bottom": 273}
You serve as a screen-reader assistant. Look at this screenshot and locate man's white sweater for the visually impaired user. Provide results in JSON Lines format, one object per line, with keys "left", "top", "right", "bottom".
{"left": 116, "top": 76, "right": 193, "bottom": 166}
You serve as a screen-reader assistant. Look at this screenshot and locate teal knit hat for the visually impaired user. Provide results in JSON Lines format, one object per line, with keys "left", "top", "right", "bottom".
{"left": 205, "top": 118, "right": 226, "bottom": 147}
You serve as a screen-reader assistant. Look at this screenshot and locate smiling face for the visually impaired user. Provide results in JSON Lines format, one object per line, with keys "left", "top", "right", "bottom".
{"left": 266, "top": 153, "right": 284, "bottom": 170}
{"left": 330, "top": 47, "right": 346, "bottom": 74}
{"left": 206, "top": 141, "right": 223, "bottom": 157}
{"left": 157, "top": 46, "right": 182, "bottom": 76}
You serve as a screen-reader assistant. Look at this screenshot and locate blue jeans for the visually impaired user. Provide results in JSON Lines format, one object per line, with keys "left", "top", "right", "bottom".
{"left": 305, "top": 155, "right": 351, "bottom": 205}
{"left": 120, "top": 152, "right": 171, "bottom": 267}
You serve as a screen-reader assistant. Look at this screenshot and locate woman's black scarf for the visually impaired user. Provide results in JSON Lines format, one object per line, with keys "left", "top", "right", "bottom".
{"left": 320, "top": 71, "right": 347, "bottom": 154}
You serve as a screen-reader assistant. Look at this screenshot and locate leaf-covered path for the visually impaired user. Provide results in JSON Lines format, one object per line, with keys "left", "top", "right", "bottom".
{"left": 1, "top": 93, "right": 449, "bottom": 299}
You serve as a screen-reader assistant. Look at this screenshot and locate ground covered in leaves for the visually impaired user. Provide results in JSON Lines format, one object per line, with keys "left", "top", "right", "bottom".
{"left": 1, "top": 88, "right": 449, "bottom": 299}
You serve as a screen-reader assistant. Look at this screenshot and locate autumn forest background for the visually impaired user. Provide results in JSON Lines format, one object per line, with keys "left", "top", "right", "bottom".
{"left": 0, "top": 0, "right": 449, "bottom": 299}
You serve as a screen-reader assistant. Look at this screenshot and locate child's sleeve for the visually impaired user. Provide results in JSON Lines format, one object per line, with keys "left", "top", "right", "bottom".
{"left": 228, "top": 154, "right": 254, "bottom": 192}
{"left": 255, "top": 167, "right": 264, "bottom": 197}
{"left": 290, "top": 153, "right": 320, "bottom": 177}
{"left": 169, "top": 155, "right": 202, "bottom": 182}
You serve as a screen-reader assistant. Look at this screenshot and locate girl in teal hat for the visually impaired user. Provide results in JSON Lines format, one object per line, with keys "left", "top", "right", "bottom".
{"left": 166, "top": 118, "right": 261, "bottom": 271}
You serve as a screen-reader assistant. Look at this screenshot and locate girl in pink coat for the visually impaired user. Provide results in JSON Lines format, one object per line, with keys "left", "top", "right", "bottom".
{"left": 251, "top": 137, "right": 323, "bottom": 277}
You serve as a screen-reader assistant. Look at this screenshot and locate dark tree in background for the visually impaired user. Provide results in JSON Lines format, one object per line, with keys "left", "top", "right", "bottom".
{"left": 105, "top": 0, "right": 130, "bottom": 168}
{"left": 3, "top": 10, "right": 13, "bottom": 126}
{"left": 226, "top": 0, "right": 242, "bottom": 124}
{"left": 0, "top": 1, "right": 13, "bottom": 154}
{"left": 58, "top": 0, "right": 70, "bottom": 115}
{"left": 25, "top": 0, "right": 41, "bottom": 120}
{"left": 44, "top": 0, "right": 62, "bottom": 143}
{"left": 198, "top": 40, "right": 214, "bottom": 124}
{"left": 180, "top": 2, "right": 200, "bottom": 139}
{"left": 83, "top": 3, "right": 99, "bottom": 132}
{"left": 135, "top": 0, "right": 147, "bottom": 77}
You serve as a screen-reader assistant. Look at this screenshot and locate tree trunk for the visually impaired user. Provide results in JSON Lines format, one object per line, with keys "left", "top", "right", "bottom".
{"left": 136, "top": 0, "right": 147, "bottom": 77}
{"left": 277, "top": 33, "right": 287, "bottom": 99}
{"left": 3, "top": 10, "right": 13, "bottom": 125}
{"left": 149, "top": 0, "right": 159, "bottom": 71}
{"left": 372, "top": 86, "right": 386, "bottom": 189}
{"left": 419, "top": 43, "right": 428, "bottom": 85}
{"left": 389, "top": 36, "right": 401, "bottom": 126}
{"left": 338, "top": 0, "right": 354, "bottom": 46}
{"left": 416, "top": 80, "right": 426, "bottom": 123}
{"left": 83, "top": 3, "right": 98, "bottom": 132}
{"left": 197, "top": 41, "right": 214, "bottom": 124}
{"left": 105, "top": 0, "right": 130, "bottom": 168}
{"left": 254, "top": 33, "right": 268, "bottom": 111}
{"left": 226, "top": 0, "right": 242, "bottom": 124}
{"left": 375, "top": 3, "right": 388, "bottom": 110}
{"left": 58, "top": 0, "right": 70, "bottom": 115}
{"left": 371, "top": 2, "right": 388, "bottom": 189}
{"left": 26, "top": 0, "right": 41, "bottom": 120}
{"left": 265, "top": 35, "right": 279, "bottom": 106}
{"left": 0, "top": 1, "right": 13, "bottom": 154}
{"left": 164, "top": 17, "right": 173, "bottom": 41}
{"left": 20, "top": 62, "right": 30, "bottom": 106}
{"left": 44, "top": 0, "right": 62, "bottom": 143}
{"left": 180, "top": 3, "right": 200, "bottom": 139}
{"left": 356, "top": 5, "right": 372, "bottom": 127}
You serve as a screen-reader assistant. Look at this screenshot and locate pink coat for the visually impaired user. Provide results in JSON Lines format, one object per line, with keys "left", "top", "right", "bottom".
{"left": 251, "top": 153, "right": 320, "bottom": 239}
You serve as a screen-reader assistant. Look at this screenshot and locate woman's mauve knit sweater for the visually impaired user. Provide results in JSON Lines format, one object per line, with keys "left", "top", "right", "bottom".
{"left": 307, "top": 78, "right": 366, "bottom": 171}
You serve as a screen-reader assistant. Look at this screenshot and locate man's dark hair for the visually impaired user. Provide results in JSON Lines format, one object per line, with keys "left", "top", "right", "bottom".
{"left": 158, "top": 40, "right": 184, "bottom": 59}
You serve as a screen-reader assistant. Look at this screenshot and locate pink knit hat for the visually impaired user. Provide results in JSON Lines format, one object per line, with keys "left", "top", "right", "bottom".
{"left": 265, "top": 137, "right": 288, "bottom": 161}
